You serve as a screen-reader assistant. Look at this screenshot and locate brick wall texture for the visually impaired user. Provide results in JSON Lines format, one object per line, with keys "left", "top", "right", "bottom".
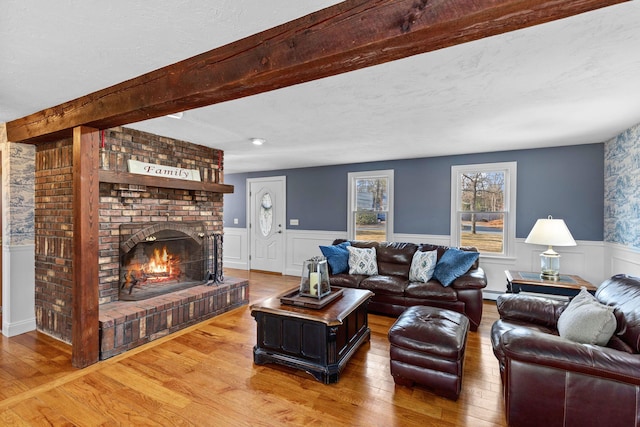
{"left": 35, "top": 127, "right": 226, "bottom": 344}
{"left": 35, "top": 139, "right": 74, "bottom": 342}
{"left": 97, "top": 127, "right": 224, "bottom": 304}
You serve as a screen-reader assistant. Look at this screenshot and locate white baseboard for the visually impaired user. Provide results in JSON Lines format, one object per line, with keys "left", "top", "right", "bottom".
{"left": 3, "top": 317, "right": 36, "bottom": 337}
{"left": 482, "top": 290, "right": 504, "bottom": 301}
{"left": 223, "top": 260, "right": 248, "bottom": 270}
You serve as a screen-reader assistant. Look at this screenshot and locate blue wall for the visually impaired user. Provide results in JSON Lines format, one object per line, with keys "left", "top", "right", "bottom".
{"left": 224, "top": 144, "right": 604, "bottom": 241}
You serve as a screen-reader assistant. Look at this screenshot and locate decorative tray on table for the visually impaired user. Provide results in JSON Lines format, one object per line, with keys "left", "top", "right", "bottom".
{"left": 280, "top": 287, "right": 344, "bottom": 309}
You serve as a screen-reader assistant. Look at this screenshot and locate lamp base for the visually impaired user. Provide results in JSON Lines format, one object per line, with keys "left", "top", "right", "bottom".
{"left": 540, "top": 248, "right": 561, "bottom": 281}
{"left": 540, "top": 271, "right": 560, "bottom": 280}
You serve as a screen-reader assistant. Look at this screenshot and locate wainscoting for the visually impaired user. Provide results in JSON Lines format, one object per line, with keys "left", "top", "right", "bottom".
{"left": 223, "top": 227, "right": 639, "bottom": 297}
{"left": 605, "top": 243, "right": 640, "bottom": 277}
{"left": 222, "top": 227, "right": 249, "bottom": 270}
{"left": 2, "top": 244, "right": 36, "bottom": 337}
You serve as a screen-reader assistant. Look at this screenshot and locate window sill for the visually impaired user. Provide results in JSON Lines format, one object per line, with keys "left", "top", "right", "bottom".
{"left": 478, "top": 254, "right": 517, "bottom": 264}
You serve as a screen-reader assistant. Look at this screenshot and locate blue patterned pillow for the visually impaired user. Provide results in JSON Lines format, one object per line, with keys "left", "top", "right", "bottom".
{"left": 347, "top": 246, "right": 378, "bottom": 275}
{"left": 433, "top": 248, "right": 479, "bottom": 287}
{"left": 319, "top": 241, "right": 351, "bottom": 274}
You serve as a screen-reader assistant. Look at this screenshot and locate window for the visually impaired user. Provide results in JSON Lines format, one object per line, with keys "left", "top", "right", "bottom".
{"left": 259, "top": 193, "right": 273, "bottom": 237}
{"left": 348, "top": 170, "right": 394, "bottom": 242}
{"left": 451, "top": 162, "right": 516, "bottom": 257}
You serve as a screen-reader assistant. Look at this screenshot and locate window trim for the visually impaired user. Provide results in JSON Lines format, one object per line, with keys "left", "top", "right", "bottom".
{"left": 347, "top": 169, "right": 394, "bottom": 241}
{"left": 450, "top": 162, "right": 517, "bottom": 258}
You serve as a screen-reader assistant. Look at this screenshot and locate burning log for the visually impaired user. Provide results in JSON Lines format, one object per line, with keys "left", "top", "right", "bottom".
{"left": 121, "top": 269, "right": 148, "bottom": 294}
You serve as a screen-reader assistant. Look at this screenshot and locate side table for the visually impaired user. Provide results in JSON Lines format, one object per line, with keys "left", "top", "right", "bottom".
{"left": 505, "top": 270, "right": 597, "bottom": 297}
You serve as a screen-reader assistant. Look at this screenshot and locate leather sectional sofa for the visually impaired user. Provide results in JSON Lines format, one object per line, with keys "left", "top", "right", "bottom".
{"left": 491, "top": 274, "right": 640, "bottom": 427}
{"left": 326, "top": 240, "right": 488, "bottom": 331}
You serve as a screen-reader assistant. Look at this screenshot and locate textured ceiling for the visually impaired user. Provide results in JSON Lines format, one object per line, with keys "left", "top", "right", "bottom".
{"left": 2, "top": 1, "right": 639, "bottom": 173}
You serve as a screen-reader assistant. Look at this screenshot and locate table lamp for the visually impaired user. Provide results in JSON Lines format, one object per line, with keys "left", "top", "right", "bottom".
{"left": 525, "top": 215, "right": 576, "bottom": 279}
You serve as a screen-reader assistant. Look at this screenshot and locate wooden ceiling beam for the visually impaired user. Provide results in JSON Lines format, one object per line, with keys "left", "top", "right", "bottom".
{"left": 6, "top": 0, "right": 628, "bottom": 144}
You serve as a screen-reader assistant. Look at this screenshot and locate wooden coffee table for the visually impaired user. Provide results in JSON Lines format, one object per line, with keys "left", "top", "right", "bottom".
{"left": 505, "top": 270, "right": 597, "bottom": 297}
{"left": 250, "top": 287, "right": 373, "bottom": 384}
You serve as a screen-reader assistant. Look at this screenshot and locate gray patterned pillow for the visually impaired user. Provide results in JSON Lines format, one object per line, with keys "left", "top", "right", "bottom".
{"left": 409, "top": 250, "right": 437, "bottom": 283}
{"left": 347, "top": 246, "right": 378, "bottom": 275}
{"left": 557, "top": 287, "right": 617, "bottom": 346}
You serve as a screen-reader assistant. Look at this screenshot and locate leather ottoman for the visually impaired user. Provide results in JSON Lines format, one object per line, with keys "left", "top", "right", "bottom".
{"left": 388, "top": 305, "right": 470, "bottom": 400}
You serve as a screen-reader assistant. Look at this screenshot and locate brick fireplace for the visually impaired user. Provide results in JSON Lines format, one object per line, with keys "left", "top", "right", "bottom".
{"left": 35, "top": 126, "right": 248, "bottom": 360}
{"left": 119, "top": 221, "right": 211, "bottom": 301}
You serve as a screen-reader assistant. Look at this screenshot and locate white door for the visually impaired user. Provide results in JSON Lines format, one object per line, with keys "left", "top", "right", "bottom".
{"left": 249, "top": 177, "right": 285, "bottom": 273}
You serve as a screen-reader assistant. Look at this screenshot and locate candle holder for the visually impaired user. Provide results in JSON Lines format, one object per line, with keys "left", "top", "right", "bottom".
{"left": 300, "top": 256, "right": 331, "bottom": 300}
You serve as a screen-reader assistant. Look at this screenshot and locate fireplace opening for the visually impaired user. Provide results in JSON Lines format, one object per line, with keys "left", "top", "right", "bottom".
{"left": 119, "top": 222, "right": 211, "bottom": 301}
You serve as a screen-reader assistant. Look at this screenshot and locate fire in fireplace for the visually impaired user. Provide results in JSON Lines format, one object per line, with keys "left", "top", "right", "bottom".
{"left": 119, "top": 222, "right": 217, "bottom": 301}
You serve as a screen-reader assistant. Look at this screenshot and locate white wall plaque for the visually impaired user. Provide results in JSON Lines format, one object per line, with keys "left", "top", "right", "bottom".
{"left": 127, "top": 160, "right": 201, "bottom": 182}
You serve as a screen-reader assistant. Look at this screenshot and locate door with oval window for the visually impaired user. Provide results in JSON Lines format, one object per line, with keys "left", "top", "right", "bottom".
{"left": 249, "top": 177, "right": 285, "bottom": 273}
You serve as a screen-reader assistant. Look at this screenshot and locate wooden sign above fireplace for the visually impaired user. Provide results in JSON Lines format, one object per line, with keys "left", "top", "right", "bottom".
{"left": 128, "top": 159, "right": 201, "bottom": 182}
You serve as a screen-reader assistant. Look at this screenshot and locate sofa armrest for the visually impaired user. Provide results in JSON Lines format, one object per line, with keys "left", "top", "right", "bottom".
{"left": 496, "top": 293, "right": 566, "bottom": 328}
{"left": 450, "top": 267, "right": 487, "bottom": 290}
{"left": 501, "top": 328, "right": 640, "bottom": 385}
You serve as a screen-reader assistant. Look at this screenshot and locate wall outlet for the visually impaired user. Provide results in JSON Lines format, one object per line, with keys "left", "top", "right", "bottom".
{"left": 290, "top": 219, "right": 299, "bottom": 226}
{"left": 233, "top": 218, "right": 238, "bottom": 224}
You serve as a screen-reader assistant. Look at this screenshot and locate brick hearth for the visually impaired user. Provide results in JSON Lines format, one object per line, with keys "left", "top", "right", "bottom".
{"left": 100, "top": 278, "right": 248, "bottom": 359}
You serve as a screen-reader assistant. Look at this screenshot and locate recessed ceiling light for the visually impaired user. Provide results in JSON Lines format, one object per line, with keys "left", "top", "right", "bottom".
{"left": 250, "top": 138, "right": 266, "bottom": 146}
{"left": 166, "top": 112, "right": 184, "bottom": 119}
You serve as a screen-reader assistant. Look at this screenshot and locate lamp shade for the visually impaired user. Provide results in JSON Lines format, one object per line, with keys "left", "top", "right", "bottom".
{"left": 525, "top": 216, "right": 576, "bottom": 247}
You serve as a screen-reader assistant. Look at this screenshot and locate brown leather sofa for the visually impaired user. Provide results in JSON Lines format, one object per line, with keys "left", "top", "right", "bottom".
{"left": 491, "top": 274, "right": 640, "bottom": 427}
{"left": 328, "top": 240, "right": 487, "bottom": 331}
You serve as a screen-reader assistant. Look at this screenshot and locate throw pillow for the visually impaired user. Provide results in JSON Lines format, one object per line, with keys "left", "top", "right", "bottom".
{"left": 347, "top": 246, "right": 378, "bottom": 275}
{"left": 319, "top": 241, "right": 351, "bottom": 274}
{"left": 557, "top": 287, "right": 617, "bottom": 346}
{"left": 409, "top": 250, "right": 438, "bottom": 283}
{"left": 433, "top": 248, "right": 479, "bottom": 287}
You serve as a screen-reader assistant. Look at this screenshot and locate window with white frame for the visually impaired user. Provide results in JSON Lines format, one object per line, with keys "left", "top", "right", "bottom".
{"left": 348, "top": 170, "right": 394, "bottom": 242}
{"left": 451, "top": 162, "right": 516, "bottom": 257}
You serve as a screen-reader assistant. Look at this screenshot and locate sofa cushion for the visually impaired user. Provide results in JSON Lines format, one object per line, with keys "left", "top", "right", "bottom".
{"left": 360, "top": 275, "right": 407, "bottom": 296}
{"left": 405, "top": 280, "right": 458, "bottom": 301}
{"left": 409, "top": 250, "right": 437, "bottom": 283}
{"left": 328, "top": 273, "right": 364, "bottom": 289}
{"left": 496, "top": 293, "right": 568, "bottom": 328}
{"left": 433, "top": 248, "right": 480, "bottom": 287}
{"left": 375, "top": 242, "right": 417, "bottom": 277}
{"left": 319, "top": 241, "right": 351, "bottom": 274}
{"left": 347, "top": 246, "right": 378, "bottom": 275}
{"left": 557, "top": 287, "right": 617, "bottom": 346}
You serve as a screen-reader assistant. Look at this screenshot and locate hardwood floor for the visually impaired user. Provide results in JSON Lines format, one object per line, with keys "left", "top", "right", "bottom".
{"left": 0, "top": 269, "right": 506, "bottom": 426}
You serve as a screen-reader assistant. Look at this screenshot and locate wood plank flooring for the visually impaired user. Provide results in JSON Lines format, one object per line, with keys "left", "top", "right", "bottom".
{"left": 0, "top": 269, "right": 506, "bottom": 426}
